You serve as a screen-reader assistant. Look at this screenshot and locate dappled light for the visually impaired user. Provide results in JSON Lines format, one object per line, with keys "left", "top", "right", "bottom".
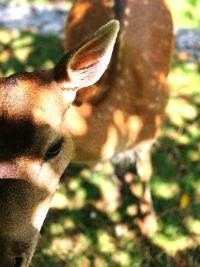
{"left": 0, "top": 0, "right": 199, "bottom": 266}
{"left": 0, "top": 29, "right": 63, "bottom": 76}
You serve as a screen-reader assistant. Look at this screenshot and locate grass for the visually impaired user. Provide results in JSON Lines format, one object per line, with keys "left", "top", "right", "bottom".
{"left": 0, "top": 30, "right": 63, "bottom": 76}
{"left": 0, "top": 1, "right": 200, "bottom": 266}
{"left": 167, "top": 0, "right": 200, "bottom": 28}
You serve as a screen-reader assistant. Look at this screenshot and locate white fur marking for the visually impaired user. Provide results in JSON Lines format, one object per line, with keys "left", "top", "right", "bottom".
{"left": 124, "top": 20, "right": 129, "bottom": 27}
{"left": 125, "top": 7, "right": 131, "bottom": 16}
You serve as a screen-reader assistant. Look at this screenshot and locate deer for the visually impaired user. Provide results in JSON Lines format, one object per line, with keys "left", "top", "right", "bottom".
{"left": 0, "top": 0, "right": 173, "bottom": 266}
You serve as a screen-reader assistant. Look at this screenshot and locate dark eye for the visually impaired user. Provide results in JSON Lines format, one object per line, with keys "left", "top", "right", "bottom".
{"left": 44, "top": 139, "right": 63, "bottom": 161}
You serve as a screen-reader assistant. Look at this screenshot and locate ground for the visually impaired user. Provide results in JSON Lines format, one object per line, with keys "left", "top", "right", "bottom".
{"left": 0, "top": 0, "right": 199, "bottom": 266}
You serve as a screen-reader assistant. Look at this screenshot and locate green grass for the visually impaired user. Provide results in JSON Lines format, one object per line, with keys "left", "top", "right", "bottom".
{"left": 0, "top": 30, "right": 63, "bottom": 76}
{"left": 0, "top": 1, "right": 200, "bottom": 266}
{"left": 167, "top": 0, "right": 200, "bottom": 28}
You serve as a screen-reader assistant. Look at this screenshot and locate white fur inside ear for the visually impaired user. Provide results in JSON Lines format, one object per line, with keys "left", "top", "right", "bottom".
{"left": 68, "top": 54, "right": 110, "bottom": 88}
{"left": 67, "top": 20, "right": 119, "bottom": 89}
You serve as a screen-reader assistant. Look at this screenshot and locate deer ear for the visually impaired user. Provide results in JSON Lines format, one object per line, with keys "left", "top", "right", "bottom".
{"left": 55, "top": 20, "right": 119, "bottom": 90}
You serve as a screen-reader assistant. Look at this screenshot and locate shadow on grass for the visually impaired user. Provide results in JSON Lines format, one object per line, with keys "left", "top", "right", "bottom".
{"left": 0, "top": 30, "right": 64, "bottom": 76}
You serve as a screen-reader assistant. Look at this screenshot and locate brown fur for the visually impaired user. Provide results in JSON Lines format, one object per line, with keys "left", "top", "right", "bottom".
{"left": 65, "top": 0, "right": 173, "bottom": 161}
{"left": 0, "top": 0, "right": 173, "bottom": 266}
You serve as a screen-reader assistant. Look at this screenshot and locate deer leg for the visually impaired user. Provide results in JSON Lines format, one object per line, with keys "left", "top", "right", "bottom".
{"left": 135, "top": 143, "right": 157, "bottom": 234}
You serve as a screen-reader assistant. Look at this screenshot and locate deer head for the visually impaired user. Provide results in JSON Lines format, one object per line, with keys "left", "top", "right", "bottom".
{"left": 0, "top": 20, "right": 119, "bottom": 267}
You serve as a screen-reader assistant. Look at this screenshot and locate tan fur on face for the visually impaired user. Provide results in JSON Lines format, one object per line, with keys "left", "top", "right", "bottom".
{"left": 0, "top": 70, "right": 75, "bottom": 266}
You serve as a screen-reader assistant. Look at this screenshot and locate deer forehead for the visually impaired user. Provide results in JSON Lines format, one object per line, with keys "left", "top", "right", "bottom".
{"left": 0, "top": 72, "right": 67, "bottom": 159}
{"left": 0, "top": 71, "right": 66, "bottom": 123}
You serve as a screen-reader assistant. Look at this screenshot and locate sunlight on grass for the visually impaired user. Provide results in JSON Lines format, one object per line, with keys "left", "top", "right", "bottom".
{"left": 152, "top": 233, "right": 192, "bottom": 256}
{"left": 167, "top": 0, "right": 200, "bottom": 28}
{"left": 112, "top": 251, "right": 131, "bottom": 266}
{"left": 185, "top": 216, "right": 200, "bottom": 235}
{"left": 50, "top": 191, "right": 69, "bottom": 209}
{"left": 166, "top": 97, "right": 197, "bottom": 127}
{"left": 0, "top": 29, "right": 63, "bottom": 76}
{"left": 168, "top": 65, "right": 200, "bottom": 95}
{"left": 98, "top": 230, "right": 116, "bottom": 253}
{"left": 152, "top": 181, "right": 180, "bottom": 200}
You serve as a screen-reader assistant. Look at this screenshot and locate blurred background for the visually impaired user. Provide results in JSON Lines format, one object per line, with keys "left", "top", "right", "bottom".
{"left": 0, "top": 0, "right": 199, "bottom": 266}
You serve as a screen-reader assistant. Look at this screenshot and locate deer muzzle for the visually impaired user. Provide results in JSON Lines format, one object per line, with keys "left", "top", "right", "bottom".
{"left": 0, "top": 177, "right": 51, "bottom": 267}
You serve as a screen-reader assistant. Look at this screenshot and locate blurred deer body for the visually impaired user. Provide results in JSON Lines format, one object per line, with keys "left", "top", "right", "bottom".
{"left": 64, "top": 0, "right": 173, "bottom": 232}
{"left": 64, "top": 0, "right": 173, "bottom": 162}
{"left": 0, "top": 0, "right": 173, "bottom": 266}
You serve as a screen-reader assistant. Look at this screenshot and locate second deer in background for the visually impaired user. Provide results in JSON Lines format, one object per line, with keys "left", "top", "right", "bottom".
{"left": 64, "top": 0, "right": 174, "bottom": 233}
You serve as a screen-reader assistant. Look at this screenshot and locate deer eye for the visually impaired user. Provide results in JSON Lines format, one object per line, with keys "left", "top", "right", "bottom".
{"left": 44, "top": 139, "right": 63, "bottom": 161}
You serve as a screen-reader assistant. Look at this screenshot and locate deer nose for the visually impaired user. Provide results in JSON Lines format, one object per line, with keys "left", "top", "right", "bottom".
{"left": 2, "top": 257, "right": 23, "bottom": 267}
